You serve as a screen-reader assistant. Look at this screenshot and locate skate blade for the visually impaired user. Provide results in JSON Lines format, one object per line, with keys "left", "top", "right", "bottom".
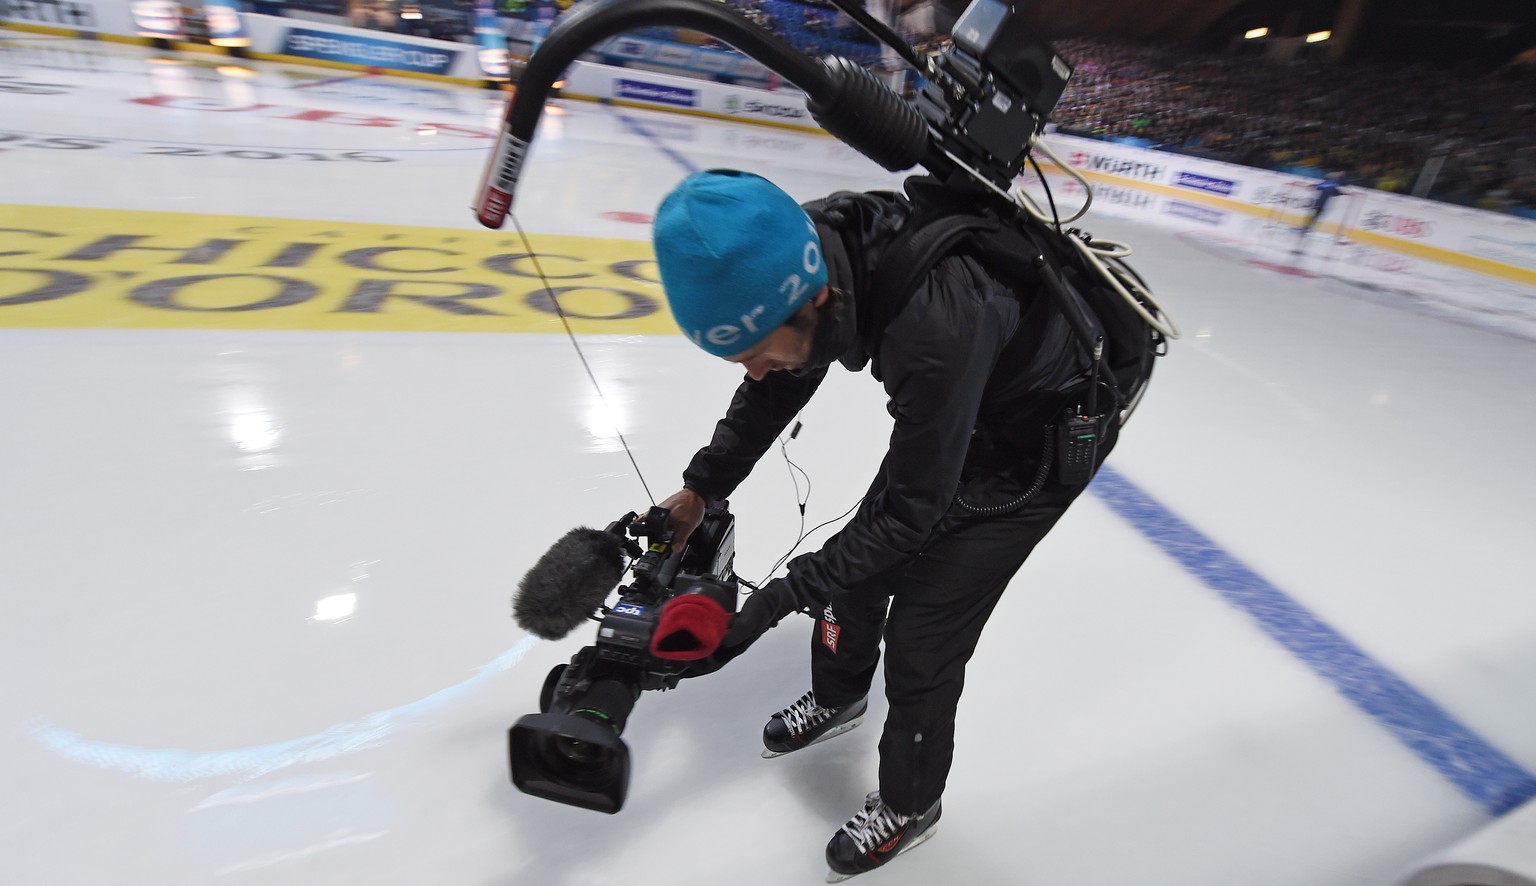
{"left": 824, "top": 826, "right": 938, "bottom": 882}
{"left": 761, "top": 714, "right": 864, "bottom": 759}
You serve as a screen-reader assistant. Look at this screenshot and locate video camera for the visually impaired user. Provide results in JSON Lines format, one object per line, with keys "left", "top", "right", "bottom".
{"left": 913, "top": 0, "right": 1075, "bottom": 187}
{"left": 508, "top": 504, "right": 737, "bottom": 813}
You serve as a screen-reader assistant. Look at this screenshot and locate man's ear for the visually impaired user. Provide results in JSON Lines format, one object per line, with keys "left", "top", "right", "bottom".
{"left": 812, "top": 286, "right": 831, "bottom": 308}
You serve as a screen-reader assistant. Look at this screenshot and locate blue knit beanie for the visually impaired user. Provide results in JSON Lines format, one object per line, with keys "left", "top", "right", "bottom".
{"left": 652, "top": 170, "right": 827, "bottom": 358}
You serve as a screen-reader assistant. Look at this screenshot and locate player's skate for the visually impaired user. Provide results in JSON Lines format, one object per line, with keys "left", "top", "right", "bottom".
{"left": 761, "top": 690, "right": 866, "bottom": 758}
{"left": 824, "top": 790, "right": 942, "bottom": 881}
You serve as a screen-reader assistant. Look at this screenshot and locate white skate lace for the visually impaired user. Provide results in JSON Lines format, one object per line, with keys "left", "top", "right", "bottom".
{"left": 778, "top": 691, "right": 833, "bottom": 734}
{"left": 839, "top": 798, "right": 914, "bottom": 854}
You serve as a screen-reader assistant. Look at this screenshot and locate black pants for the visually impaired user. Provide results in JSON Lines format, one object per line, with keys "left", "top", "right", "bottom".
{"left": 809, "top": 424, "right": 1116, "bottom": 815}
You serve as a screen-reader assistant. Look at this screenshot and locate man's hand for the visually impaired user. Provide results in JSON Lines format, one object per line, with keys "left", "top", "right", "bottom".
{"left": 683, "top": 578, "right": 808, "bottom": 677}
{"left": 723, "top": 578, "right": 804, "bottom": 647}
{"left": 657, "top": 487, "right": 707, "bottom": 548}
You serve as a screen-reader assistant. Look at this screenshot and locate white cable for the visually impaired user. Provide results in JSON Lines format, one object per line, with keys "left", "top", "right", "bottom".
{"left": 1010, "top": 138, "right": 1181, "bottom": 341}
{"left": 1065, "top": 234, "right": 1181, "bottom": 340}
{"left": 939, "top": 133, "right": 1181, "bottom": 342}
{"left": 1010, "top": 138, "right": 1093, "bottom": 224}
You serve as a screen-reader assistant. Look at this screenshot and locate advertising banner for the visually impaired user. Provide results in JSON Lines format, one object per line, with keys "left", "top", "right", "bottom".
{"left": 590, "top": 33, "right": 773, "bottom": 88}
{"left": 1039, "top": 132, "right": 1535, "bottom": 286}
{"left": 278, "top": 26, "right": 460, "bottom": 77}
{"left": 562, "top": 63, "right": 813, "bottom": 130}
{"left": 1019, "top": 132, "right": 1536, "bottom": 339}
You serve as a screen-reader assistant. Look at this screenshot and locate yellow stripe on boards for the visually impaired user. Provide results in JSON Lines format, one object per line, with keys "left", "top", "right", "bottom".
{"left": 1035, "top": 160, "right": 1536, "bottom": 288}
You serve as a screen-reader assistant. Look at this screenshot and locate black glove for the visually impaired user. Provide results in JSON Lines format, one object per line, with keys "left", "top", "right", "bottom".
{"left": 683, "top": 578, "right": 808, "bottom": 677}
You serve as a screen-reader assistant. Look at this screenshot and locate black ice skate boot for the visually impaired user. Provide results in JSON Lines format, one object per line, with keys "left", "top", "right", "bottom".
{"left": 824, "top": 791, "right": 942, "bottom": 882}
{"left": 761, "top": 690, "right": 867, "bottom": 759}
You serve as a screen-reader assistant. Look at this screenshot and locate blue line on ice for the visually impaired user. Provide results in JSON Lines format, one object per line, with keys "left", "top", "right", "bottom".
{"left": 1091, "top": 463, "right": 1536, "bottom": 816}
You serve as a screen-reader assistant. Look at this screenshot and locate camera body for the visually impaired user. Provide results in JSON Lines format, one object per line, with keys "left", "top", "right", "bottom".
{"left": 915, "top": 0, "right": 1074, "bottom": 187}
{"left": 508, "top": 505, "right": 737, "bottom": 813}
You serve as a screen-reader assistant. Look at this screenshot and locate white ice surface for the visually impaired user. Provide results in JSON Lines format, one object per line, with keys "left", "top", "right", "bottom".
{"left": 2, "top": 34, "right": 1534, "bottom": 886}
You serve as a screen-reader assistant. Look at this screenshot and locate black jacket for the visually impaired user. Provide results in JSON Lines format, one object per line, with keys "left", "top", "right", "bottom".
{"left": 682, "top": 181, "right": 1090, "bottom": 610}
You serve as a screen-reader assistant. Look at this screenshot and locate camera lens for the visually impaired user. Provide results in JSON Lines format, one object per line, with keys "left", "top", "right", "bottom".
{"left": 508, "top": 676, "right": 641, "bottom": 813}
{"left": 555, "top": 733, "right": 611, "bottom": 766}
{"left": 536, "top": 729, "right": 617, "bottom": 788}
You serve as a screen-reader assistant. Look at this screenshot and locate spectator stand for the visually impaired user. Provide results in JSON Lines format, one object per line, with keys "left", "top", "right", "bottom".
{"left": 752, "top": 0, "right": 881, "bottom": 67}
{"left": 1049, "top": 36, "right": 1536, "bottom": 221}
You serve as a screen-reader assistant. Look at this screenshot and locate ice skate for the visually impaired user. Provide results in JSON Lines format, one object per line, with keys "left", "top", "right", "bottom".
{"left": 824, "top": 791, "right": 942, "bottom": 881}
{"left": 761, "top": 690, "right": 866, "bottom": 758}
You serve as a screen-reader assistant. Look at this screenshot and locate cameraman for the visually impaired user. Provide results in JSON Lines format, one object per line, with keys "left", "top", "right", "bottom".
{"left": 651, "top": 169, "right": 1134, "bottom": 878}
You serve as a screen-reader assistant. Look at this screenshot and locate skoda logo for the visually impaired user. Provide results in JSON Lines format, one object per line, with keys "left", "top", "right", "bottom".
{"left": 724, "top": 96, "right": 742, "bottom": 113}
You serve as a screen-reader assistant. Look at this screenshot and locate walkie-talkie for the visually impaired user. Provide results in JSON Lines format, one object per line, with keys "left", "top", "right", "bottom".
{"left": 1056, "top": 410, "right": 1100, "bottom": 485}
{"left": 1056, "top": 336, "right": 1105, "bottom": 486}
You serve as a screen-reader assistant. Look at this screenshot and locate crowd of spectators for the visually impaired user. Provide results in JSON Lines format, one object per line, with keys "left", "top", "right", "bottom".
{"left": 730, "top": 0, "right": 882, "bottom": 65}
{"left": 338, "top": 0, "right": 473, "bottom": 41}
{"left": 1049, "top": 37, "right": 1536, "bottom": 217}
{"left": 582, "top": 0, "right": 879, "bottom": 71}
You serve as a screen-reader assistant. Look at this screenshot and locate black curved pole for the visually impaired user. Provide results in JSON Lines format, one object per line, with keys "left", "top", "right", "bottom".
{"left": 474, "top": 0, "right": 912, "bottom": 228}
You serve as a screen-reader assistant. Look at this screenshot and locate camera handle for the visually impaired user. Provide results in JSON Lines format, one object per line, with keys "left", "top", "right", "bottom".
{"left": 622, "top": 505, "right": 692, "bottom": 595}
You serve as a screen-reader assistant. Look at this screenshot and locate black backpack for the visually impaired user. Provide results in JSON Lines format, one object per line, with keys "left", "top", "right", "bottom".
{"left": 869, "top": 176, "right": 1167, "bottom": 423}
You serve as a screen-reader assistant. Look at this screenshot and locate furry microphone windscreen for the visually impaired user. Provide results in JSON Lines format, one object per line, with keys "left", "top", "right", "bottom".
{"left": 513, "top": 527, "right": 627, "bottom": 640}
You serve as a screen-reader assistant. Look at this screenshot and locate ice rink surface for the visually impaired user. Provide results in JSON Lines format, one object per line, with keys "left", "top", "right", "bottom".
{"left": 2, "top": 34, "right": 1534, "bottom": 886}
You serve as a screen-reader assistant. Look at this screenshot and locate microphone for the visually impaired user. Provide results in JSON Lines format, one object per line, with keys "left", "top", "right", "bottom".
{"left": 514, "top": 527, "right": 628, "bottom": 640}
